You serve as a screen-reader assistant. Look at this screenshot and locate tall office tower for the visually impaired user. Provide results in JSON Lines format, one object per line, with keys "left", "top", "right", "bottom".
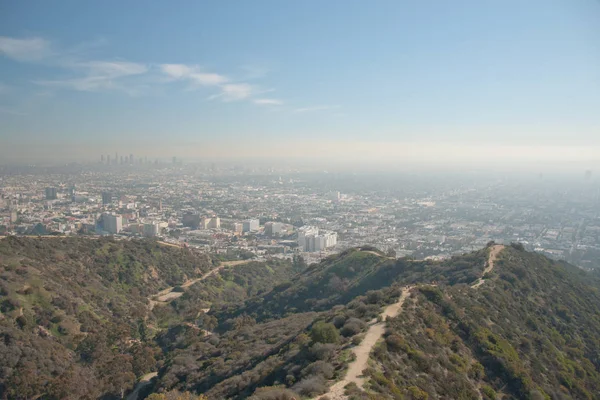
{"left": 45, "top": 187, "right": 58, "bottom": 200}
{"left": 182, "top": 212, "right": 201, "bottom": 229}
{"left": 143, "top": 222, "right": 160, "bottom": 237}
{"left": 102, "top": 214, "right": 122, "bottom": 234}
{"left": 297, "top": 226, "right": 318, "bottom": 250}
{"left": 585, "top": 170, "right": 592, "bottom": 180}
{"left": 297, "top": 226, "right": 337, "bottom": 252}
{"left": 102, "top": 192, "right": 112, "bottom": 205}
{"left": 101, "top": 155, "right": 105, "bottom": 163}
{"left": 265, "top": 222, "right": 283, "bottom": 236}
{"left": 172, "top": 156, "right": 177, "bottom": 164}
{"left": 129, "top": 154, "right": 133, "bottom": 164}
{"left": 107, "top": 155, "right": 110, "bottom": 165}
{"left": 120, "top": 156, "right": 124, "bottom": 165}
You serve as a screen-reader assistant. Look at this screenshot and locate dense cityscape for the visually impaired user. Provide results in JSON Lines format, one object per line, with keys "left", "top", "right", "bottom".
{"left": 1, "top": 159, "right": 599, "bottom": 269}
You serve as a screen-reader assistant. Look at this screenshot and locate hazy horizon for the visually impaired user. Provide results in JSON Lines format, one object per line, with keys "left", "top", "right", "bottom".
{"left": 1, "top": 1, "right": 600, "bottom": 168}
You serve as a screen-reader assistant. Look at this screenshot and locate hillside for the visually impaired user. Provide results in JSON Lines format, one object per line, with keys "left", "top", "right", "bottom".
{"left": 213, "top": 246, "right": 487, "bottom": 323}
{"left": 0, "top": 236, "right": 214, "bottom": 399}
{"left": 2, "top": 238, "right": 600, "bottom": 400}
{"left": 150, "top": 247, "right": 494, "bottom": 398}
{"left": 354, "top": 245, "right": 600, "bottom": 400}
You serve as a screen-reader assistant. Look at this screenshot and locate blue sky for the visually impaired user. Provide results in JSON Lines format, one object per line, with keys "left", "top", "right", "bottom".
{"left": 1, "top": 0, "right": 599, "bottom": 165}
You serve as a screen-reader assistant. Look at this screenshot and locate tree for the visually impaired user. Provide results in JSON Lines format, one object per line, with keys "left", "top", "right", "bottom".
{"left": 129, "top": 344, "right": 157, "bottom": 377}
{"left": 99, "top": 354, "right": 136, "bottom": 398}
{"left": 310, "top": 321, "right": 339, "bottom": 344}
{"left": 293, "top": 254, "right": 307, "bottom": 271}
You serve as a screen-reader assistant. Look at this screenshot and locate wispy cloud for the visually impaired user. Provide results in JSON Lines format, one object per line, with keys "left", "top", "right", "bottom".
{"left": 294, "top": 105, "right": 341, "bottom": 113}
{"left": 35, "top": 60, "right": 148, "bottom": 94}
{"left": 215, "top": 83, "right": 254, "bottom": 101}
{"left": 160, "top": 64, "right": 228, "bottom": 86}
{"left": 77, "top": 61, "right": 148, "bottom": 78}
{"left": 0, "top": 36, "right": 148, "bottom": 95}
{"left": 0, "top": 36, "right": 52, "bottom": 62}
{"left": 161, "top": 63, "right": 264, "bottom": 102}
{"left": 1, "top": 35, "right": 293, "bottom": 106}
{"left": 254, "top": 98, "right": 283, "bottom": 105}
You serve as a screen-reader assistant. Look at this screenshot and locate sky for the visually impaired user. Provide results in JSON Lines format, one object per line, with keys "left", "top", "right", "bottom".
{"left": 1, "top": 0, "right": 599, "bottom": 169}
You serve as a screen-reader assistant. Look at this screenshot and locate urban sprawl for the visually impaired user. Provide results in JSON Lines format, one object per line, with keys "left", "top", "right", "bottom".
{"left": 1, "top": 160, "right": 599, "bottom": 269}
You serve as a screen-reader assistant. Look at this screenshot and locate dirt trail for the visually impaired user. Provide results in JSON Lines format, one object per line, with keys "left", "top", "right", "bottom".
{"left": 360, "top": 250, "right": 392, "bottom": 259}
{"left": 127, "top": 372, "right": 158, "bottom": 400}
{"left": 471, "top": 245, "right": 504, "bottom": 289}
{"left": 148, "top": 259, "right": 254, "bottom": 309}
{"left": 315, "top": 287, "right": 412, "bottom": 400}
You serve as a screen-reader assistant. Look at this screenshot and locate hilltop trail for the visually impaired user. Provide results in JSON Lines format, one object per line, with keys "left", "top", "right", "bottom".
{"left": 360, "top": 250, "right": 393, "bottom": 259}
{"left": 148, "top": 259, "right": 254, "bottom": 309}
{"left": 315, "top": 286, "right": 412, "bottom": 400}
{"left": 471, "top": 244, "right": 504, "bottom": 289}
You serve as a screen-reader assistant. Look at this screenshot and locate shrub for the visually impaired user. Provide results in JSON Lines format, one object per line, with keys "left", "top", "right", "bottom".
{"left": 332, "top": 315, "right": 346, "bottom": 328}
{"left": 341, "top": 318, "right": 365, "bottom": 337}
{"left": 407, "top": 385, "right": 429, "bottom": 399}
{"left": 249, "top": 387, "right": 300, "bottom": 400}
{"left": 293, "top": 376, "right": 328, "bottom": 397}
{"left": 469, "top": 362, "right": 485, "bottom": 380}
{"left": 386, "top": 334, "right": 409, "bottom": 352}
{"left": 310, "top": 343, "right": 337, "bottom": 361}
{"left": 481, "top": 385, "right": 496, "bottom": 399}
{"left": 301, "top": 361, "right": 335, "bottom": 379}
{"left": 310, "top": 321, "right": 339, "bottom": 344}
{"left": 510, "top": 242, "right": 525, "bottom": 251}
{"left": 366, "top": 290, "right": 383, "bottom": 304}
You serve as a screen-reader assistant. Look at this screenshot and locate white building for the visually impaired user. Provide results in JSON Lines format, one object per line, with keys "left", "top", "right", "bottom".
{"left": 265, "top": 221, "right": 283, "bottom": 236}
{"left": 297, "top": 226, "right": 319, "bottom": 250}
{"left": 242, "top": 219, "right": 260, "bottom": 233}
{"left": 322, "top": 231, "right": 337, "bottom": 248}
{"left": 329, "top": 191, "right": 341, "bottom": 202}
{"left": 208, "top": 217, "right": 221, "bottom": 229}
{"left": 200, "top": 216, "right": 211, "bottom": 230}
{"left": 103, "top": 213, "right": 123, "bottom": 234}
{"left": 297, "top": 226, "right": 337, "bottom": 252}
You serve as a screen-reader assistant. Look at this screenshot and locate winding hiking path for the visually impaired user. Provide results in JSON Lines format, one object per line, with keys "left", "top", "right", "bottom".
{"left": 471, "top": 244, "right": 504, "bottom": 289}
{"left": 315, "top": 286, "right": 412, "bottom": 400}
{"left": 127, "top": 372, "right": 158, "bottom": 400}
{"left": 148, "top": 259, "right": 254, "bottom": 309}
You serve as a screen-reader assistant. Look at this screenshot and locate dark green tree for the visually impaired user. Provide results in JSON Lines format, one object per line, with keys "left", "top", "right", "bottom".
{"left": 310, "top": 321, "right": 339, "bottom": 344}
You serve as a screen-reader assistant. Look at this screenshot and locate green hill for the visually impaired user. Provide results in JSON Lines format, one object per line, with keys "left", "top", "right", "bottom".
{"left": 2, "top": 238, "right": 600, "bottom": 400}
{"left": 213, "top": 246, "right": 487, "bottom": 323}
{"left": 356, "top": 245, "right": 600, "bottom": 400}
{"left": 0, "top": 236, "right": 212, "bottom": 399}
